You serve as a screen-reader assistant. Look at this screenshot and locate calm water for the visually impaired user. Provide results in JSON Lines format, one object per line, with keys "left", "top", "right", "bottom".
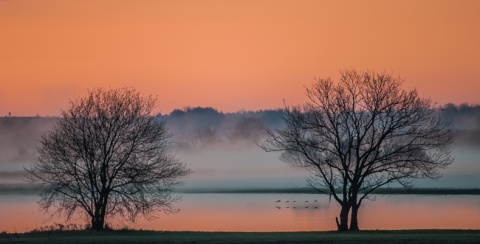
{"left": 1, "top": 193, "right": 479, "bottom": 232}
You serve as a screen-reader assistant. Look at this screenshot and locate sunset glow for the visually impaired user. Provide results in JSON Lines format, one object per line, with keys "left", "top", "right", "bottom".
{"left": 1, "top": 1, "right": 480, "bottom": 235}
{"left": 1, "top": 0, "right": 480, "bottom": 116}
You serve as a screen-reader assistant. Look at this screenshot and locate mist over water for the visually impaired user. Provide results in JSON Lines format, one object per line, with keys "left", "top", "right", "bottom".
{"left": 179, "top": 144, "right": 307, "bottom": 189}
{"left": 1, "top": 105, "right": 480, "bottom": 190}
{"left": 165, "top": 107, "right": 307, "bottom": 189}
{"left": 0, "top": 117, "right": 55, "bottom": 184}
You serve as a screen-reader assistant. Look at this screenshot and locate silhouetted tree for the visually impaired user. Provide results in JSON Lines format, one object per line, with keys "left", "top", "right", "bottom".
{"left": 26, "top": 87, "right": 190, "bottom": 230}
{"left": 262, "top": 69, "right": 453, "bottom": 231}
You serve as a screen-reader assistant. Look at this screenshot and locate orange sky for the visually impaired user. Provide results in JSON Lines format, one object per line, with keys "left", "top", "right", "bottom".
{"left": 1, "top": 0, "right": 479, "bottom": 116}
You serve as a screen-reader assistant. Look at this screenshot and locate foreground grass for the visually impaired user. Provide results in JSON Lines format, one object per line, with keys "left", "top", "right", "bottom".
{"left": 1, "top": 230, "right": 480, "bottom": 244}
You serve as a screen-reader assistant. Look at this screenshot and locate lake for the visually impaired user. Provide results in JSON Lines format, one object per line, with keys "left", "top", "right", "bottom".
{"left": 0, "top": 193, "right": 479, "bottom": 233}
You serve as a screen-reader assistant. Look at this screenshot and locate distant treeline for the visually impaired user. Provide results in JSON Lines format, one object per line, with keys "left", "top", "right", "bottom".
{"left": 2, "top": 183, "right": 480, "bottom": 195}
{"left": 178, "top": 187, "right": 480, "bottom": 195}
{"left": 1, "top": 103, "right": 480, "bottom": 152}
{"left": 441, "top": 103, "right": 480, "bottom": 129}
{"left": 162, "top": 107, "right": 284, "bottom": 149}
{"left": 162, "top": 104, "right": 480, "bottom": 148}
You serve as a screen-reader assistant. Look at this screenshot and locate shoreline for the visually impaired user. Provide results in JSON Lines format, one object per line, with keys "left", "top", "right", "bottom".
{"left": 1, "top": 229, "right": 480, "bottom": 243}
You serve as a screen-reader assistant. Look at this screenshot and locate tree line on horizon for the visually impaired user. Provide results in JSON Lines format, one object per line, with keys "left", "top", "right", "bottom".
{"left": 2, "top": 102, "right": 480, "bottom": 149}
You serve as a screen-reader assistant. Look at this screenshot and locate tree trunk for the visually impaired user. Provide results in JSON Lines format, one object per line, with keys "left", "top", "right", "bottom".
{"left": 91, "top": 190, "right": 109, "bottom": 231}
{"left": 91, "top": 215, "right": 105, "bottom": 230}
{"left": 336, "top": 204, "right": 350, "bottom": 231}
{"left": 91, "top": 202, "right": 106, "bottom": 231}
{"left": 349, "top": 204, "right": 360, "bottom": 231}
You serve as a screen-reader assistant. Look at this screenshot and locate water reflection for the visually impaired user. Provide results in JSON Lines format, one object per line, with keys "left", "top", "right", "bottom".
{"left": 0, "top": 193, "right": 479, "bottom": 232}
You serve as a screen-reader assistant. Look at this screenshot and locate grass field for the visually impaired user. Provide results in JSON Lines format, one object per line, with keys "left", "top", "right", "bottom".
{"left": 1, "top": 230, "right": 479, "bottom": 243}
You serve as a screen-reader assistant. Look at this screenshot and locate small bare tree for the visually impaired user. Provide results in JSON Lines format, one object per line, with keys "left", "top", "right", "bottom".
{"left": 262, "top": 69, "right": 453, "bottom": 231}
{"left": 26, "top": 87, "right": 190, "bottom": 230}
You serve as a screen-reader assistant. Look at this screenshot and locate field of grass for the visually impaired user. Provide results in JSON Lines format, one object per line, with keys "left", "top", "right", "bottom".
{"left": 1, "top": 230, "right": 480, "bottom": 244}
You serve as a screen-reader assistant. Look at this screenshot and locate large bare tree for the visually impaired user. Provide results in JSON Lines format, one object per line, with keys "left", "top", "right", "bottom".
{"left": 26, "top": 87, "right": 190, "bottom": 230}
{"left": 262, "top": 69, "right": 453, "bottom": 231}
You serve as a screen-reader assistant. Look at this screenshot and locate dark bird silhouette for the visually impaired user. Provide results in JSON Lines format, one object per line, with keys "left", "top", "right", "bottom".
{"left": 275, "top": 200, "right": 281, "bottom": 203}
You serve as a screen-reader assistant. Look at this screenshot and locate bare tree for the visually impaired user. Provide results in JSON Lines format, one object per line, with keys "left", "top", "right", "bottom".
{"left": 26, "top": 87, "right": 190, "bottom": 230}
{"left": 262, "top": 69, "right": 453, "bottom": 231}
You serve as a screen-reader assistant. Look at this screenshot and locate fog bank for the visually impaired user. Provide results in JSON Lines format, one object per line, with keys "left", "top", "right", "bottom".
{"left": 1, "top": 105, "right": 480, "bottom": 190}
